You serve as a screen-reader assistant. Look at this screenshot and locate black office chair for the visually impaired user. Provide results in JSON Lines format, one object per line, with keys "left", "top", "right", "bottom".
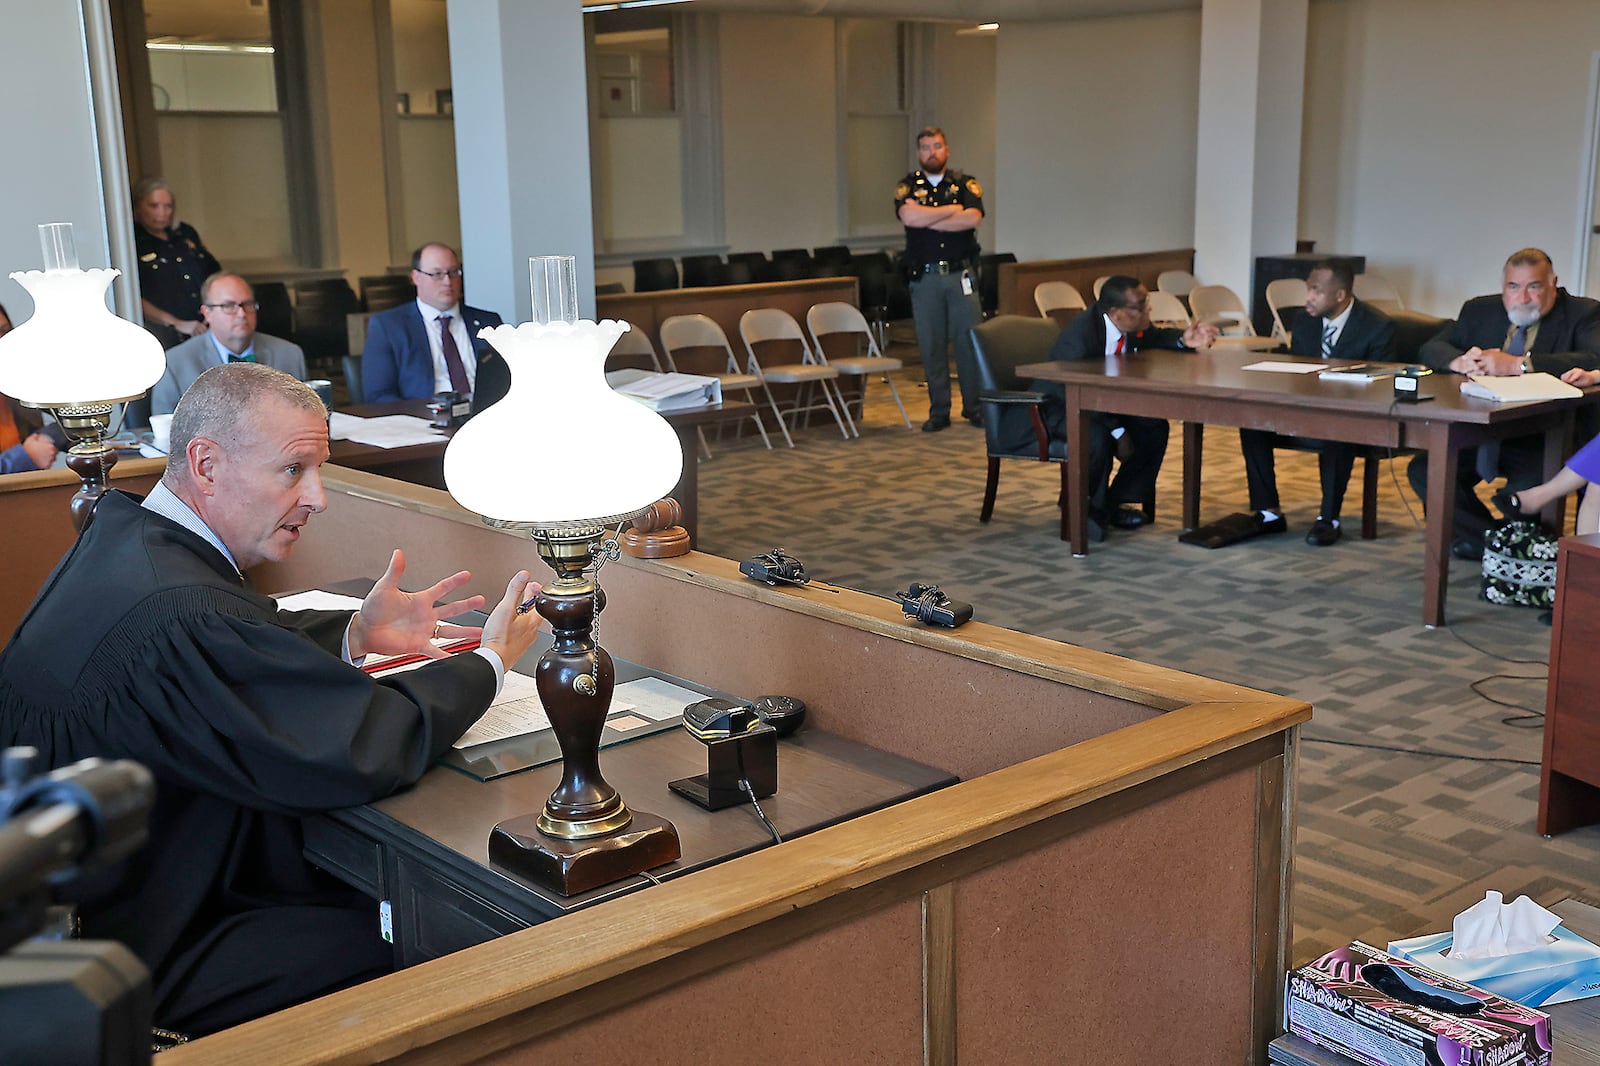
{"left": 633, "top": 258, "right": 680, "bottom": 293}
{"left": 252, "top": 281, "right": 294, "bottom": 340}
{"left": 770, "top": 248, "right": 815, "bottom": 281}
{"left": 978, "top": 252, "right": 1016, "bottom": 319}
{"left": 342, "top": 354, "right": 364, "bottom": 406}
{"left": 680, "top": 254, "right": 726, "bottom": 288}
{"left": 359, "top": 274, "right": 416, "bottom": 312}
{"left": 812, "top": 245, "right": 853, "bottom": 276}
{"left": 726, "top": 251, "right": 772, "bottom": 283}
{"left": 970, "top": 316, "right": 1071, "bottom": 539}
{"left": 851, "top": 252, "right": 893, "bottom": 350}
{"left": 292, "top": 278, "right": 361, "bottom": 312}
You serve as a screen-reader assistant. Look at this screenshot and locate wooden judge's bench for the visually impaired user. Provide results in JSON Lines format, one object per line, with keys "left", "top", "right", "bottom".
{"left": 3, "top": 464, "right": 1308, "bottom": 1064}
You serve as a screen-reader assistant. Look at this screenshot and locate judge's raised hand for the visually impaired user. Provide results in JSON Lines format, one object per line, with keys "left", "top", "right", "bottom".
{"left": 348, "top": 549, "right": 486, "bottom": 660}
{"left": 480, "top": 570, "right": 543, "bottom": 668}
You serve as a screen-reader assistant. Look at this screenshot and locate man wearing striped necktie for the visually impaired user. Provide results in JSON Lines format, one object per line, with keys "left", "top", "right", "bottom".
{"left": 1410, "top": 248, "right": 1600, "bottom": 560}
{"left": 1239, "top": 259, "right": 1396, "bottom": 546}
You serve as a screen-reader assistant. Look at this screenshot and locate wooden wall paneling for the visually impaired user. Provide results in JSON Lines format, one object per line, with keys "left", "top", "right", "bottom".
{"left": 997, "top": 249, "right": 1196, "bottom": 318}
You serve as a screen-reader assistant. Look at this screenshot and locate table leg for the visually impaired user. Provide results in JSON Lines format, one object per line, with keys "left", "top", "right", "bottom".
{"left": 1182, "top": 422, "right": 1203, "bottom": 531}
{"left": 671, "top": 425, "right": 700, "bottom": 543}
{"left": 1421, "top": 421, "right": 1457, "bottom": 628}
{"left": 1541, "top": 408, "right": 1574, "bottom": 533}
{"left": 1066, "top": 385, "right": 1089, "bottom": 556}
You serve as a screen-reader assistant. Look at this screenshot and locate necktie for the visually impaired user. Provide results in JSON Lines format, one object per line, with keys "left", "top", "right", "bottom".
{"left": 1114, "top": 334, "right": 1125, "bottom": 355}
{"left": 1507, "top": 325, "right": 1528, "bottom": 357}
{"left": 228, "top": 353, "right": 256, "bottom": 363}
{"left": 438, "top": 314, "right": 471, "bottom": 396}
{"left": 1322, "top": 323, "right": 1336, "bottom": 359}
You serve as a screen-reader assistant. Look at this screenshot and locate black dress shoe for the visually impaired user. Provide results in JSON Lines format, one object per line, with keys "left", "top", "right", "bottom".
{"left": 1257, "top": 512, "right": 1288, "bottom": 534}
{"left": 1305, "top": 517, "right": 1342, "bottom": 546}
{"left": 1451, "top": 536, "right": 1484, "bottom": 561}
{"left": 1109, "top": 506, "right": 1149, "bottom": 529}
{"left": 921, "top": 416, "right": 950, "bottom": 433}
{"left": 965, "top": 412, "right": 984, "bottom": 427}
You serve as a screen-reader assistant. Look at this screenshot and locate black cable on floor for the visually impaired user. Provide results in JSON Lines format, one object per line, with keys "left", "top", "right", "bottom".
{"left": 1444, "top": 620, "right": 1549, "bottom": 666}
{"left": 1303, "top": 734, "right": 1540, "bottom": 767}
{"left": 739, "top": 777, "right": 782, "bottom": 844}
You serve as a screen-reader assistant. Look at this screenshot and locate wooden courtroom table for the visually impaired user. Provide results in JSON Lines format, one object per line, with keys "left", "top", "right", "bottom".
{"left": 1541, "top": 533, "right": 1600, "bottom": 836}
{"left": 330, "top": 398, "right": 756, "bottom": 542}
{"left": 1020, "top": 351, "right": 1598, "bottom": 628}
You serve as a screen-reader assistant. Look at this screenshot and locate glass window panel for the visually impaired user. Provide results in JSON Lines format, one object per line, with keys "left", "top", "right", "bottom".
{"left": 144, "top": 0, "right": 277, "bottom": 113}
{"left": 155, "top": 114, "right": 293, "bottom": 262}
{"left": 595, "top": 117, "right": 683, "bottom": 242}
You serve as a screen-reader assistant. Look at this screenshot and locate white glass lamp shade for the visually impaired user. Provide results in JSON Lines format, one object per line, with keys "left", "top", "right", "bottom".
{"left": 0, "top": 268, "right": 165, "bottom": 405}
{"left": 443, "top": 320, "right": 684, "bottom": 527}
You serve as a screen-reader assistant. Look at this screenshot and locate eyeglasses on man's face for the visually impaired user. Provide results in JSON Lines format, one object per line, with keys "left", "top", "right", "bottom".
{"left": 415, "top": 267, "right": 464, "bottom": 280}
{"left": 202, "top": 301, "right": 258, "bottom": 315}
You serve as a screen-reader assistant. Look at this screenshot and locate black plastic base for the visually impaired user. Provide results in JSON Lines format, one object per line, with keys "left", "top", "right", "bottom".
{"left": 669, "top": 726, "right": 778, "bottom": 811}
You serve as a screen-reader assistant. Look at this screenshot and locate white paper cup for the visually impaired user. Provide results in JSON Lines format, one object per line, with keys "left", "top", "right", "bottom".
{"left": 149, "top": 413, "right": 172, "bottom": 454}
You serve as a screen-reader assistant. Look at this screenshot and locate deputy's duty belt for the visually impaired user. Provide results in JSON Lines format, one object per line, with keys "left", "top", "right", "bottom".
{"left": 918, "top": 261, "right": 965, "bottom": 276}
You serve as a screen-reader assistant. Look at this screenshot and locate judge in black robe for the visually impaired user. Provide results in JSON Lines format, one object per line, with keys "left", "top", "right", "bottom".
{"left": 0, "top": 364, "right": 541, "bottom": 1034}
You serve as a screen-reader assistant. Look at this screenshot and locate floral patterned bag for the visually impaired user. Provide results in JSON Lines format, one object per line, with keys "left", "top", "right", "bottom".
{"left": 1481, "top": 520, "right": 1559, "bottom": 608}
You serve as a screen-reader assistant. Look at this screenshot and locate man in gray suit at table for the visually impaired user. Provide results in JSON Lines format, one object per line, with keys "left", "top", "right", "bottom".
{"left": 151, "top": 273, "right": 307, "bottom": 415}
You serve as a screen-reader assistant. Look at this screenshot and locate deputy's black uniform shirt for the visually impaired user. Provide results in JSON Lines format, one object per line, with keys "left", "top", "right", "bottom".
{"left": 136, "top": 221, "right": 221, "bottom": 322}
{"left": 894, "top": 170, "right": 984, "bottom": 268}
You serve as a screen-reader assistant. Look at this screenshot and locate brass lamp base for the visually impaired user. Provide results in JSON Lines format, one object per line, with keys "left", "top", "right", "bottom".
{"left": 488, "top": 810, "right": 680, "bottom": 896}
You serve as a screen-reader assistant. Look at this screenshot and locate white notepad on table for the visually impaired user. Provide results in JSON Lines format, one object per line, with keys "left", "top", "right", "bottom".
{"left": 1459, "top": 372, "right": 1583, "bottom": 403}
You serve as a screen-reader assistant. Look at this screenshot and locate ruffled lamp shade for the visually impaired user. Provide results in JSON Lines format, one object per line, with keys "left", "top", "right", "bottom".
{"left": 0, "top": 267, "right": 165, "bottom": 405}
{"left": 442, "top": 319, "right": 683, "bottom": 528}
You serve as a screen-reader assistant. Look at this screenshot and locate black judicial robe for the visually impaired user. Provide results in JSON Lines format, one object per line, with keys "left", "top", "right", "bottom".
{"left": 0, "top": 491, "right": 496, "bottom": 1031}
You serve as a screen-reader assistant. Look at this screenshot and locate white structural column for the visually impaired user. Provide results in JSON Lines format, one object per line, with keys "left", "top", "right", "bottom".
{"left": 1192, "top": 0, "right": 1308, "bottom": 298}
{"left": 446, "top": 1, "right": 596, "bottom": 322}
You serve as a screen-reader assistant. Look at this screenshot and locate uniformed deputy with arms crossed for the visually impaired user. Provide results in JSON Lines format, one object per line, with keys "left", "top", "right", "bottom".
{"left": 896, "top": 126, "right": 985, "bottom": 432}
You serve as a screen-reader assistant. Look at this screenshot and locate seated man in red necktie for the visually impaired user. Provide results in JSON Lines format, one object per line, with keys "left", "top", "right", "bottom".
{"left": 1037, "top": 275, "right": 1218, "bottom": 539}
{"left": 360, "top": 242, "right": 508, "bottom": 411}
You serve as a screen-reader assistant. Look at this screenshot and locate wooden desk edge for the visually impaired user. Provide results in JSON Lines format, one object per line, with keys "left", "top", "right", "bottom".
{"left": 165, "top": 695, "right": 1306, "bottom": 1065}
{"left": 317, "top": 466, "right": 1273, "bottom": 712}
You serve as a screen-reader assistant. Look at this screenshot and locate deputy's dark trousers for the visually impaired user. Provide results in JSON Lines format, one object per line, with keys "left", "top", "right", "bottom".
{"left": 910, "top": 270, "right": 982, "bottom": 421}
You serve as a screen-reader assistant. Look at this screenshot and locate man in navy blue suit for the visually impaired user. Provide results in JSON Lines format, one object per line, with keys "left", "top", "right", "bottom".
{"left": 361, "top": 242, "right": 508, "bottom": 408}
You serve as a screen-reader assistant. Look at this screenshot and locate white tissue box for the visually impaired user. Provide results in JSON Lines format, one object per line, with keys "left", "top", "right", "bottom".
{"left": 1387, "top": 925, "right": 1600, "bottom": 1007}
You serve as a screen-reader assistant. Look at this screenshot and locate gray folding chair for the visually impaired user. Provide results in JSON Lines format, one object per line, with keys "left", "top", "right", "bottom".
{"left": 804, "top": 301, "right": 910, "bottom": 431}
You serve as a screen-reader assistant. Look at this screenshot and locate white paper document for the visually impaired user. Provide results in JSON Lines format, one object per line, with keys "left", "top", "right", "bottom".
{"left": 274, "top": 589, "right": 366, "bottom": 612}
{"left": 452, "top": 671, "right": 640, "bottom": 749}
{"left": 613, "top": 676, "right": 709, "bottom": 722}
{"left": 1460, "top": 372, "right": 1584, "bottom": 403}
{"left": 328, "top": 413, "right": 445, "bottom": 448}
{"left": 1242, "top": 361, "right": 1324, "bottom": 374}
{"left": 605, "top": 369, "right": 723, "bottom": 411}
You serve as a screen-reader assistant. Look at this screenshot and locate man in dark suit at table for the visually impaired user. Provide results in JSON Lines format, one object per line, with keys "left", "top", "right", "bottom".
{"left": 1408, "top": 248, "right": 1600, "bottom": 559}
{"left": 362, "top": 242, "right": 509, "bottom": 409}
{"left": 1038, "top": 275, "right": 1218, "bottom": 537}
{"left": 1238, "top": 259, "right": 1396, "bottom": 547}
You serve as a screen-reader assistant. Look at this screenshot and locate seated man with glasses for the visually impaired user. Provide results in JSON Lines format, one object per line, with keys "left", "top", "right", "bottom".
{"left": 150, "top": 273, "right": 307, "bottom": 416}
{"left": 1037, "top": 275, "right": 1218, "bottom": 539}
{"left": 361, "top": 242, "right": 508, "bottom": 410}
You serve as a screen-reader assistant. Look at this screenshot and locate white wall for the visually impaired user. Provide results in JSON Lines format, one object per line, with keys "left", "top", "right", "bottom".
{"left": 1299, "top": 0, "right": 1600, "bottom": 316}
{"left": 718, "top": 14, "right": 839, "bottom": 254}
{"left": 995, "top": 10, "right": 1200, "bottom": 262}
{"left": 930, "top": 26, "right": 998, "bottom": 255}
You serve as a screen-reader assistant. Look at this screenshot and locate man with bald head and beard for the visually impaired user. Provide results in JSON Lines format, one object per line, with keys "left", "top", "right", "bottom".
{"left": 1409, "top": 248, "right": 1600, "bottom": 559}
{"left": 0, "top": 363, "right": 543, "bottom": 1034}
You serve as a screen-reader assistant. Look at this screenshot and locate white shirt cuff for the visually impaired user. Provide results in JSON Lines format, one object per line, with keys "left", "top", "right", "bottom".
{"left": 472, "top": 646, "right": 506, "bottom": 697}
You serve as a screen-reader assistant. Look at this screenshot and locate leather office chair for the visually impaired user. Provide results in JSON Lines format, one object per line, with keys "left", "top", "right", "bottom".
{"left": 725, "top": 251, "right": 772, "bottom": 283}
{"left": 680, "top": 254, "right": 726, "bottom": 288}
{"left": 738, "top": 307, "right": 853, "bottom": 444}
{"left": 721, "top": 260, "right": 754, "bottom": 286}
{"left": 291, "top": 279, "right": 360, "bottom": 363}
{"left": 811, "top": 245, "right": 853, "bottom": 276}
{"left": 358, "top": 274, "right": 416, "bottom": 312}
{"left": 769, "top": 249, "right": 815, "bottom": 282}
{"left": 633, "top": 257, "right": 680, "bottom": 293}
{"left": 342, "top": 354, "right": 364, "bottom": 406}
{"left": 970, "top": 316, "right": 1072, "bottom": 539}
{"left": 805, "top": 301, "right": 910, "bottom": 430}
{"left": 978, "top": 252, "right": 1015, "bottom": 319}
{"left": 252, "top": 281, "right": 294, "bottom": 341}
{"left": 659, "top": 314, "right": 773, "bottom": 452}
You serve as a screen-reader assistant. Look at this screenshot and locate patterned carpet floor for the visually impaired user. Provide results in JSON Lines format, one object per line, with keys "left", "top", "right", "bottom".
{"left": 689, "top": 360, "right": 1600, "bottom": 965}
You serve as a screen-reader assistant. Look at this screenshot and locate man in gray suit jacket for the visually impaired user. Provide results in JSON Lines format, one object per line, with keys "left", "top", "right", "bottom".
{"left": 151, "top": 273, "right": 307, "bottom": 415}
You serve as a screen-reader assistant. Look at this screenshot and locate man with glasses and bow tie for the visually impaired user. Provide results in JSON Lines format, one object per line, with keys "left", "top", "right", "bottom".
{"left": 1410, "top": 248, "right": 1600, "bottom": 560}
{"left": 361, "top": 242, "right": 508, "bottom": 411}
{"left": 151, "top": 272, "right": 307, "bottom": 415}
{"left": 1238, "top": 258, "right": 1395, "bottom": 547}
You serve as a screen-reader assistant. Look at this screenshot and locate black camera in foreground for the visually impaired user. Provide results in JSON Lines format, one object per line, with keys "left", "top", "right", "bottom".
{"left": 896, "top": 583, "right": 973, "bottom": 628}
{"left": 740, "top": 548, "right": 809, "bottom": 586}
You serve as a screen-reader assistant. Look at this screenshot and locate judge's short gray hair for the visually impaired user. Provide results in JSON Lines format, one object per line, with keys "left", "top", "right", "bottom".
{"left": 164, "top": 363, "right": 325, "bottom": 481}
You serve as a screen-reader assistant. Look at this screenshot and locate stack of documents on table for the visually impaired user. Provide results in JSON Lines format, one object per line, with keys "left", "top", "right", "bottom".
{"left": 328, "top": 412, "right": 445, "bottom": 448}
{"left": 605, "top": 368, "right": 722, "bottom": 411}
{"left": 1460, "top": 372, "right": 1583, "bottom": 403}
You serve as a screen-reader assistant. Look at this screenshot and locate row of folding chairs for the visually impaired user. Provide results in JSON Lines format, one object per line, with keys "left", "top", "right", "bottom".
{"left": 608, "top": 302, "right": 912, "bottom": 454}
{"left": 1032, "top": 277, "right": 1279, "bottom": 350}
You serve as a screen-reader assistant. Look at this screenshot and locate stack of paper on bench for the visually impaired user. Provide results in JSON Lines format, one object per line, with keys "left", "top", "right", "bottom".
{"left": 606, "top": 368, "right": 722, "bottom": 411}
{"left": 1460, "top": 372, "right": 1583, "bottom": 403}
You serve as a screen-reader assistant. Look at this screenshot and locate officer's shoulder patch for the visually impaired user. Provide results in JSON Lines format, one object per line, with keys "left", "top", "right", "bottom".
{"left": 895, "top": 182, "right": 910, "bottom": 200}
{"left": 966, "top": 177, "right": 983, "bottom": 198}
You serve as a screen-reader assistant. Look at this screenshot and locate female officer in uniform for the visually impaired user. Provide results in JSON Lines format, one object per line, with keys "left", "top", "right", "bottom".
{"left": 133, "top": 177, "right": 221, "bottom": 345}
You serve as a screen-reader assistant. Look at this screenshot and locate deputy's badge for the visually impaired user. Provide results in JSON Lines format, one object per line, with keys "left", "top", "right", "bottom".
{"left": 966, "top": 178, "right": 983, "bottom": 198}
{"left": 139, "top": 252, "right": 157, "bottom": 262}
{"left": 894, "top": 182, "right": 910, "bottom": 200}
